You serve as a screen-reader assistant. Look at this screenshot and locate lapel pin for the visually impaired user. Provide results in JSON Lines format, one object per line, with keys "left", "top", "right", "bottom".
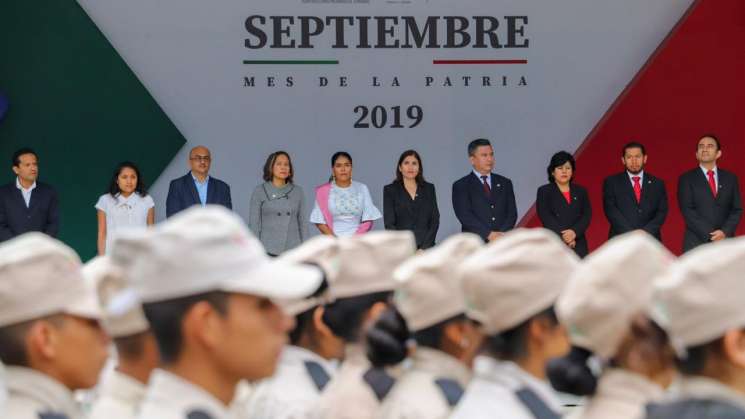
{"left": 496, "top": 184, "right": 501, "bottom": 188}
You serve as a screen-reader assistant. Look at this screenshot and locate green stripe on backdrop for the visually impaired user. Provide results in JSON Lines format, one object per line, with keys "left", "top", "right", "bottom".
{"left": 0, "top": 1, "right": 185, "bottom": 260}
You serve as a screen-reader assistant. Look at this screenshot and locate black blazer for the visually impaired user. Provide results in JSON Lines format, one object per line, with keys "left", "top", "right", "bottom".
{"left": 166, "top": 172, "right": 232, "bottom": 218}
{"left": 0, "top": 181, "right": 59, "bottom": 242}
{"left": 602, "top": 172, "right": 668, "bottom": 240}
{"left": 383, "top": 181, "right": 440, "bottom": 249}
{"left": 536, "top": 183, "right": 592, "bottom": 257}
{"left": 678, "top": 167, "right": 743, "bottom": 252}
{"left": 452, "top": 172, "right": 517, "bottom": 241}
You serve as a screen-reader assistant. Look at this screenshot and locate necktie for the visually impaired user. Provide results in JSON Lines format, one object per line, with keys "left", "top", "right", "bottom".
{"left": 707, "top": 170, "right": 717, "bottom": 197}
{"left": 481, "top": 175, "right": 491, "bottom": 197}
{"left": 632, "top": 176, "right": 641, "bottom": 203}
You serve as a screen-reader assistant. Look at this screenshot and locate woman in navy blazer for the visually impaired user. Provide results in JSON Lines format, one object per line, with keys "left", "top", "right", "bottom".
{"left": 383, "top": 150, "right": 440, "bottom": 249}
{"left": 536, "top": 151, "right": 592, "bottom": 257}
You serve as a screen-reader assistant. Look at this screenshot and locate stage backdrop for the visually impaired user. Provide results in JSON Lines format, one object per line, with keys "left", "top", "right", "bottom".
{"left": 2, "top": 0, "right": 743, "bottom": 258}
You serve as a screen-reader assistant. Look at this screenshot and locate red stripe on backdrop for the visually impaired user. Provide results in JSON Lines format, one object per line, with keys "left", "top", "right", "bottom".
{"left": 521, "top": 0, "right": 745, "bottom": 255}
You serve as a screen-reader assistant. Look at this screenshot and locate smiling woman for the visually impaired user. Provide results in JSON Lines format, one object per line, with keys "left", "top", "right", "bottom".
{"left": 95, "top": 161, "right": 155, "bottom": 255}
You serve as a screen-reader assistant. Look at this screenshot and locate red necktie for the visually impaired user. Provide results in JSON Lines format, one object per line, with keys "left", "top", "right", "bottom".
{"left": 632, "top": 176, "right": 641, "bottom": 203}
{"left": 481, "top": 175, "right": 491, "bottom": 197}
{"left": 708, "top": 170, "right": 717, "bottom": 197}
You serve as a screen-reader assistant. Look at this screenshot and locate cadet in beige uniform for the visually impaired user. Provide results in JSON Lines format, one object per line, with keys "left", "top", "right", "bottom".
{"left": 84, "top": 256, "right": 159, "bottom": 419}
{"left": 548, "top": 232, "right": 676, "bottom": 419}
{"left": 107, "top": 206, "right": 323, "bottom": 419}
{"left": 451, "top": 228, "right": 578, "bottom": 419}
{"left": 235, "top": 235, "right": 345, "bottom": 419}
{"left": 372, "top": 233, "right": 483, "bottom": 419}
{"left": 0, "top": 233, "right": 109, "bottom": 419}
{"left": 310, "top": 231, "right": 416, "bottom": 419}
{"left": 647, "top": 237, "right": 745, "bottom": 419}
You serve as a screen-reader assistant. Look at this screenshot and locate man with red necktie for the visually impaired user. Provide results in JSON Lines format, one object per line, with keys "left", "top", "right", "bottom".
{"left": 677, "top": 135, "right": 743, "bottom": 252}
{"left": 602, "top": 142, "right": 668, "bottom": 241}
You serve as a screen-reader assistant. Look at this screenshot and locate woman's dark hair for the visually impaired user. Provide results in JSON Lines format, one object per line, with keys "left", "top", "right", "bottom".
{"left": 366, "top": 306, "right": 410, "bottom": 368}
{"left": 546, "top": 346, "right": 597, "bottom": 396}
{"left": 546, "top": 151, "right": 576, "bottom": 183}
{"left": 329, "top": 151, "right": 353, "bottom": 182}
{"left": 108, "top": 161, "right": 148, "bottom": 197}
{"left": 321, "top": 291, "right": 389, "bottom": 343}
{"left": 486, "top": 306, "right": 559, "bottom": 361}
{"left": 262, "top": 151, "right": 294, "bottom": 183}
{"left": 394, "top": 149, "right": 425, "bottom": 185}
{"left": 288, "top": 273, "right": 329, "bottom": 345}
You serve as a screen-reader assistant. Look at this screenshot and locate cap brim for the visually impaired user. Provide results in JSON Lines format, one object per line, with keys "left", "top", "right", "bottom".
{"left": 221, "top": 260, "right": 323, "bottom": 300}
{"left": 64, "top": 288, "right": 103, "bottom": 320}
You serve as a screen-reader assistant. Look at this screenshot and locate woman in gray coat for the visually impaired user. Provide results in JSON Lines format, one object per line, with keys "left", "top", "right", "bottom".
{"left": 249, "top": 151, "right": 308, "bottom": 256}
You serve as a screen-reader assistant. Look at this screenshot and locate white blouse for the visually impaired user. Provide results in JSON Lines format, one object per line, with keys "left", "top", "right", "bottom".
{"left": 310, "top": 181, "right": 381, "bottom": 237}
{"left": 95, "top": 193, "right": 154, "bottom": 254}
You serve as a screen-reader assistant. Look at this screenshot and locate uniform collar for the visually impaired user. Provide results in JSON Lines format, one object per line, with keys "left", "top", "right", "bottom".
{"left": 411, "top": 347, "right": 472, "bottom": 388}
{"left": 5, "top": 366, "right": 80, "bottom": 418}
{"left": 679, "top": 376, "right": 745, "bottom": 411}
{"left": 282, "top": 345, "right": 337, "bottom": 372}
{"left": 100, "top": 369, "right": 147, "bottom": 408}
{"left": 594, "top": 368, "right": 665, "bottom": 406}
{"left": 475, "top": 357, "right": 562, "bottom": 411}
{"left": 145, "top": 369, "right": 230, "bottom": 418}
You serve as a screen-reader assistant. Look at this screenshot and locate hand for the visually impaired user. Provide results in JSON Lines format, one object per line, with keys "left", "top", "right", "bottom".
{"left": 487, "top": 231, "right": 504, "bottom": 242}
{"left": 568, "top": 240, "right": 576, "bottom": 249}
{"left": 561, "top": 229, "right": 576, "bottom": 244}
{"left": 710, "top": 230, "right": 726, "bottom": 241}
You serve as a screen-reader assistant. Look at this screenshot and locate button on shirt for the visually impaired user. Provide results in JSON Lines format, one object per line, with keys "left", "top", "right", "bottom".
{"left": 137, "top": 369, "right": 229, "bottom": 419}
{"left": 15, "top": 178, "right": 36, "bottom": 208}
{"left": 377, "top": 347, "right": 472, "bottom": 419}
{"left": 451, "top": 357, "right": 563, "bottom": 419}
{"left": 236, "top": 345, "right": 337, "bottom": 419}
{"left": 565, "top": 368, "right": 664, "bottom": 419}
{"left": 192, "top": 173, "right": 210, "bottom": 206}
{"left": 4, "top": 366, "right": 81, "bottom": 419}
{"left": 89, "top": 369, "right": 147, "bottom": 419}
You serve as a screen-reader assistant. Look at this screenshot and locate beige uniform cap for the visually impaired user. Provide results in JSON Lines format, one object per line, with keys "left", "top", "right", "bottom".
{"left": 0, "top": 233, "right": 100, "bottom": 327}
{"left": 654, "top": 236, "right": 745, "bottom": 348}
{"left": 458, "top": 228, "right": 579, "bottom": 335}
{"left": 328, "top": 231, "right": 417, "bottom": 300}
{"left": 83, "top": 255, "right": 149, "bottom": 338}
{"left": 557, "top": 231, "right": 674, "bottom": 359}
{"left": 109, "top": 206, "right": 323, "bottom": 304}
{"left": 393, "top": 233, "right": 483, "bottom": 331}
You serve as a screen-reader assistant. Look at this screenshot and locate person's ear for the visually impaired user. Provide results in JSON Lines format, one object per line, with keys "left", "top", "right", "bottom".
{"left": 184, "top": 300, "right": 225, "bottom": 352}
{"left": 716, "top": 149, "right": 723, "bottom": 160}
{"left": 12, "top": 165, "right": 19, "bottom": 176}
{"left": 27, "top": 320, "right": 59, "bottom": 363}
{"left": 313, "top": 306, "right": 333, "bottom": 338}
{"left": 642, "top": 155, "right": 648, "bottom": 165}
{"left": 721, "top": 329, "right": 745, "bottom": 369}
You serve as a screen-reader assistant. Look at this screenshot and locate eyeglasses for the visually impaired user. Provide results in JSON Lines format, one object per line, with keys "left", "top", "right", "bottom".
{"left": 190, "top": 155, "right": 211, "bottom": 162}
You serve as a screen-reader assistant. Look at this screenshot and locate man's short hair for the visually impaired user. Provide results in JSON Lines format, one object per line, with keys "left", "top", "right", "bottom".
{"left": 468, "top": 139, "right": 492, "bottom": 157}
{"left": 621, "top": 142, "right": 646, "bottom": 157}
{"left": 698, "top": 134, "right": 721, "bottom": 151}
{"left": 11, "top": 147, "right": 37, "bottom": 167}
{"left": 142, "top": 291, "right": 229, "bottom": 365}
{"left": 0, "top": 315, "right": 65, "bottom": 367}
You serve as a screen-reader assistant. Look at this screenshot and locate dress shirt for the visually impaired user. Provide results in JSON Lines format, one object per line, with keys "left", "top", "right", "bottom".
{"left": 627, "top": 171, "right": 645, "bottom": 189}
{"left": 472, "top": 169, "right": 492, "bottom": 189}
{"left": 192, "top": 173, "right": 210, "bottom": 206}
{"left": 700, "top": 165, "right": 719, "bottom": 190}
{"left": 15, "top": 178, "right": 36, "bottom": 208}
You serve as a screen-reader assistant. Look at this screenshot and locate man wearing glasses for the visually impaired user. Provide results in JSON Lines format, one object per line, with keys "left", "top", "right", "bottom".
{"left": 677, "top": 135, "right": 742, "bottom": 252}
{"left": 166, "top": 145, "right": 233, "bottom": 217}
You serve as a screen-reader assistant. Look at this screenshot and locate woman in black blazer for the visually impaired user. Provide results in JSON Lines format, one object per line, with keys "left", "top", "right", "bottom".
{"left": 536, "top": 151, "right": 592, "bottom": 257}
{"left": 383, "top": 150, "right": 440, "bottom": 249}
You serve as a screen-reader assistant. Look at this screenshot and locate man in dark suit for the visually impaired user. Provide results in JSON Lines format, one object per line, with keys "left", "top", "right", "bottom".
{"left": 0, "top": 148, "right": 59, "bottom": 241}
{"left": 452, "top": 138, "right": 517, "bottom": 242}
{"left": 166, "top": 145, "right": 232, "bottom": 218}
{"left": 602, "top": 142, "right": 668, "bottom": 241}
{"left": 678, "top": 135, "right": 742, "bottom": 252}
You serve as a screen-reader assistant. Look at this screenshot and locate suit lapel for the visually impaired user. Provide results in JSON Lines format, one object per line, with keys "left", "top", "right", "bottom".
{"left": 488, "top": 173, "right": 500, "bottom": 203}
{"left": 186, "top": 173, "right": 201, "bottom": 205}
{"left": 716, "top": 170, "right": 727, "bottom": 202}
{"left": 12, "top": 187, "right": 29, "bottom": 211}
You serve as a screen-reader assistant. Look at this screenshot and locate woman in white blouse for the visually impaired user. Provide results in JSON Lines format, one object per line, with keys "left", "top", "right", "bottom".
{"left": 310, "top": 151, "right": 381, "bottom": 237}
{"left": 96, "top": 162, "right": 155, "bottom": 255}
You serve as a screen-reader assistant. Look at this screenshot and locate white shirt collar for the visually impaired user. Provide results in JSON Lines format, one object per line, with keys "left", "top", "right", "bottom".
{"left": 191, "top": 172, "right": 210, "bottom": 184}
{"left": 472, "top": 169, "right": 491, "bottom": 180}
{"left": 700, "top": 165, "right": 718, "bottom": 176}
{"left": 15, "top": 177, "right": 36, "bottom": 192}
{"left": 627, "top": 170, "right": 644, "bottom": 181}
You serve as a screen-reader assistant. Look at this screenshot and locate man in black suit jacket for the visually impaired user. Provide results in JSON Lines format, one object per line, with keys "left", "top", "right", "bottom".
{"left": 452, "top": 138, "right": 517, "bottom": 242}
{"left": 602, "top": 142, "right": 668, "bottom": 240}
{"left": 678, "top": 135, "right": 742, "bottom": 252}
{"left": 166, "top": 145, "right": 232, "bottom": 218}
{"left": 0, "top": 148, "right": 59, "bottom": 241}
